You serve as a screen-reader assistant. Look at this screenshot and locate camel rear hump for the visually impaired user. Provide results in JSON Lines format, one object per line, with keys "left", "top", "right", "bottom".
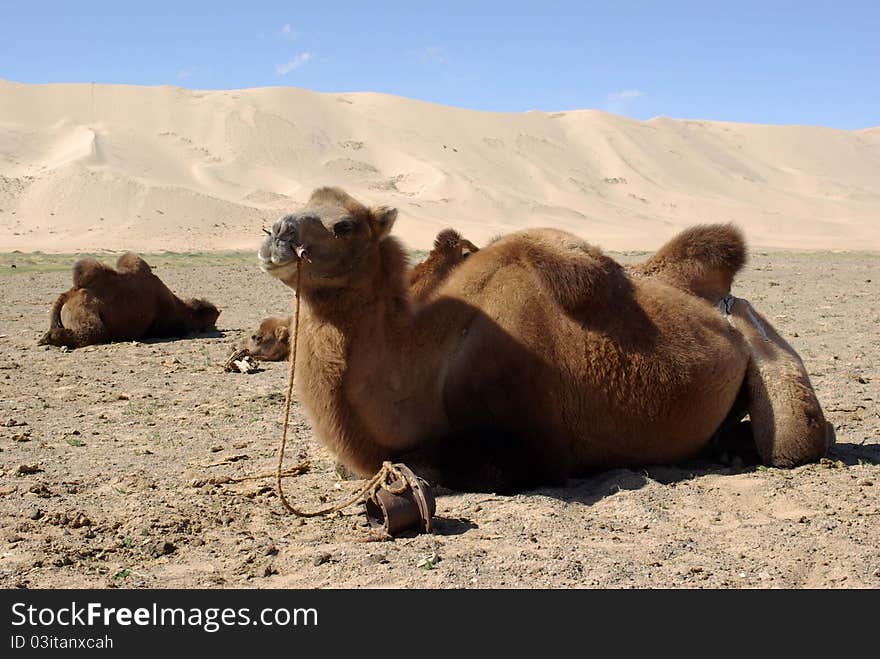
{"left": 116, "top": 252, "right": 153, "bottom": 275}
{"left": 634, "top": 223, "right": 747, "bottom": 301}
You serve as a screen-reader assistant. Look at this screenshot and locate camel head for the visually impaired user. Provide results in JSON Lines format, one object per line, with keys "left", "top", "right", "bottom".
{"left": 186, "top": 298, "right": 220, "bottom": 331}
{"left": 240, "top": 316, "right": 290, "bottom": 361}
{"left": 259, "top": 187, "right": 397, "bottom": 291}
{"left": 460, "top": 239, "right": 479, "bottom": 259}
{"left": 433, "top": 229, "right": 479, "bottom": 262}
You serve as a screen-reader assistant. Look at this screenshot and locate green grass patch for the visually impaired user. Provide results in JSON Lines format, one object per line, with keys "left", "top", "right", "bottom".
{"left": 113, "top": 568, "right": 132, "bottom": 580}
{"left": 3, "top": 247, "right": 874, "bottom": 277}
{"left": 0, "top": 247, "right": 438, "bottom": 275}
{"left": 0, "top": 250, "right": 257, "bottom": 275}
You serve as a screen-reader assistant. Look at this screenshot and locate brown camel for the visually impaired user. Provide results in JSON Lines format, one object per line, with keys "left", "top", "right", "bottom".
{"left": 242, "top": 229, "right": 480, "bottom": 361}
{"left": 629, "top": 224, "right": 833, "bottom": 466}
{"left": 39, "top": 252, "right": 220, "bottom": 348}
{"left": 409, "top": 229, "right": 479, "bottom": 305}
{"left": 239, "top": 315, "right": 291, "bottom": 361}
{"left": 259, "top": 187, "right": 831, "bottom": 492}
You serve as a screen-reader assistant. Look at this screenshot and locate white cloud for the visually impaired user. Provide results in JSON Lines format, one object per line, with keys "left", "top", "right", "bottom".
{"left": 275, "top": 52, "right": 314, "bottom": 75}
{"left": 280, "top": 23, "right": 297, "bottom": 40}
{"left": 176, "top": 66, "right": 196, "bottom": 80}
{"left": 605, "top": 89, "right": 646, "bottom": 115}
{"left": 607, "top": 89, "right": 644, "bottom": 103}
{"left": 420, "top": 46, "right": 447, "bottom": 64}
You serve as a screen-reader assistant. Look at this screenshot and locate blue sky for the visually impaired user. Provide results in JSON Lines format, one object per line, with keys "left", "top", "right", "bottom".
{"left": 1, "top": 1, "right": 878, "bottom": 128}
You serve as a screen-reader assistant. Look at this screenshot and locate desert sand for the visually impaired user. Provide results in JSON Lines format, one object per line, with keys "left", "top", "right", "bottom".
{"left": 2, "top": 80, "right": 879, "bottom": 253}
{"left": 1, "top": 81, "right": 878, "bottom": 589}
{"left": 1, "top": 252, "right": 877, "bottom": 588}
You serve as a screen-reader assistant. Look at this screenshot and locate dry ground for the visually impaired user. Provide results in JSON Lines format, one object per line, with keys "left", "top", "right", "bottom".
{"left": 0, "top": 250, "right": 877, "bottom": 589}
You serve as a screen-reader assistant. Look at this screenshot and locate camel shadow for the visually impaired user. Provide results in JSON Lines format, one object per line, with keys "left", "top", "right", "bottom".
{"left": 524, "top": 457, "right": 731, "bottom": 508}
{"left": 520, "top": 439, "right": 880, "bottom": 509}
{"left": 427, "top": 515, "right": 478, "bottom": 537}
{"left": 140, "top": 328, "right": 226, "bottom": 345}
{"left": 827, "top": 441, "right": 880, "bottom": 466}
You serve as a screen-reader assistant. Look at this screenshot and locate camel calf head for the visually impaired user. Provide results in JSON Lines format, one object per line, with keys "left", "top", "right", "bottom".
{"left": 432, "top": 229, "right": 479, "bottom": 261}
{"left": 240, "top": 315, "right": 291, "bottom": 361}
{"left": 409, "top": 229, "right": 480, "bottom": 305}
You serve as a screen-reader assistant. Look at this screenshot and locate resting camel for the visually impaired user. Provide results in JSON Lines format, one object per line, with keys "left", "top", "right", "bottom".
{"left": 239, "top": 315, "right": 292, "bottom": 361}
{"left": 242, "top": 229, "right": 480, "bottom": 361}
{"left": 39, "top": 252, "right": 220, "bottom": 348}
{"left": 259, "top": 187, "right": 831, "bottom": 492}
{"left": 409, "top": 229, "right": 479, "bottom": 305}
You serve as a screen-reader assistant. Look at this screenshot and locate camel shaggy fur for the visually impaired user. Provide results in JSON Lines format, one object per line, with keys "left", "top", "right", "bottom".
{"left": 629, "top": 224, "right": 832, "bottom": 466}
{"left": 40, "top": 252, "right": 220, "bottom": 348}
{"left": 259, "top": 187, "right": 830, "bottom": 492}
{"left": 239, "top": 315, "right": 292, "bottom": 361}
{"left": 243, "top": 229, "right": 480, "bottom": 361}
{"left": 628, "top": 223, "right": 747, "bottom": 302}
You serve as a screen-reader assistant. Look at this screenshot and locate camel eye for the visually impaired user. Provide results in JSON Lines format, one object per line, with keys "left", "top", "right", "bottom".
{"left": 333, "top": 220, "right": 354, "bottom": 237}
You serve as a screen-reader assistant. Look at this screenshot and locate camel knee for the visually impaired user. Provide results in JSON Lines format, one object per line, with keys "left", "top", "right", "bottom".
{"left": 39, "top": 327, "right": 80, "bottom": 348}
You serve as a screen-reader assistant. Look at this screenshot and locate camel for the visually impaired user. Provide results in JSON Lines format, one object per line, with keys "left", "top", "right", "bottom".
{"left": 39, "top": 252, "right": 220, "bottom": 348}
{"left": 239, "top": 315, "right": 292, "bottom": 361}
{"left": 409, "top": 229, "right": 479, "bottom": 305}
{"left": 242, "top": 229, "right": 480, "bottom": 361}
{"left": 259, "top": 187, "right": 831, "bottom": 492}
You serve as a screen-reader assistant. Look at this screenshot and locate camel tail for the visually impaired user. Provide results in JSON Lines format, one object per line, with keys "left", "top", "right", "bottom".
{"left": 637, "top": 223, "right": 747, "bottom": 301}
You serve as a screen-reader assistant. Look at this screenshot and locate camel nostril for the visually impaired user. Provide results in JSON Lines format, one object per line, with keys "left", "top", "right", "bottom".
{"left": 295, "top": 245, "right": 312, "bottom": 262}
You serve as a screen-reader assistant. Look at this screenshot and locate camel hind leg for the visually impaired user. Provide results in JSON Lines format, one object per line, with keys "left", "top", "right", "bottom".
{"left": 727, "top": 297, "right": 834, "bottom": 467}
{"left": 38, "top": 292, "right": 110, "bottom": 348}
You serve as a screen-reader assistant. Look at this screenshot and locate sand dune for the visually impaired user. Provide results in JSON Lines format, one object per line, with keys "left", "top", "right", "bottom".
{"left": 1, "top": 80, "right": 878, "bottom": 252}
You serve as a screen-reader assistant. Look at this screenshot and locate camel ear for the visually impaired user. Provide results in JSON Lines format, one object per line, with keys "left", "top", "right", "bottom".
{"left": 368, "top": 205, "right": 397, "bottom": 241}
{"left": 274, "top": 325, "right": 290, "bottom": 341}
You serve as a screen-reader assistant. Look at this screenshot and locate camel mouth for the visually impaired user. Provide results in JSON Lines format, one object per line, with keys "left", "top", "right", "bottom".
{"left": 258, "top": 253, "right": 283, "bottom": 270}
{"left": 258, "top": 235, "right": 297, "bottom": 272}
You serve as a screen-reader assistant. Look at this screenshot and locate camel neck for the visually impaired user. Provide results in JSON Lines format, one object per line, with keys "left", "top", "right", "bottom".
{"left": 292, "top": 238, "right": 441, "bottom": 468}
{"left": 299, "top": 239, "right": 412, "bottom": 330}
